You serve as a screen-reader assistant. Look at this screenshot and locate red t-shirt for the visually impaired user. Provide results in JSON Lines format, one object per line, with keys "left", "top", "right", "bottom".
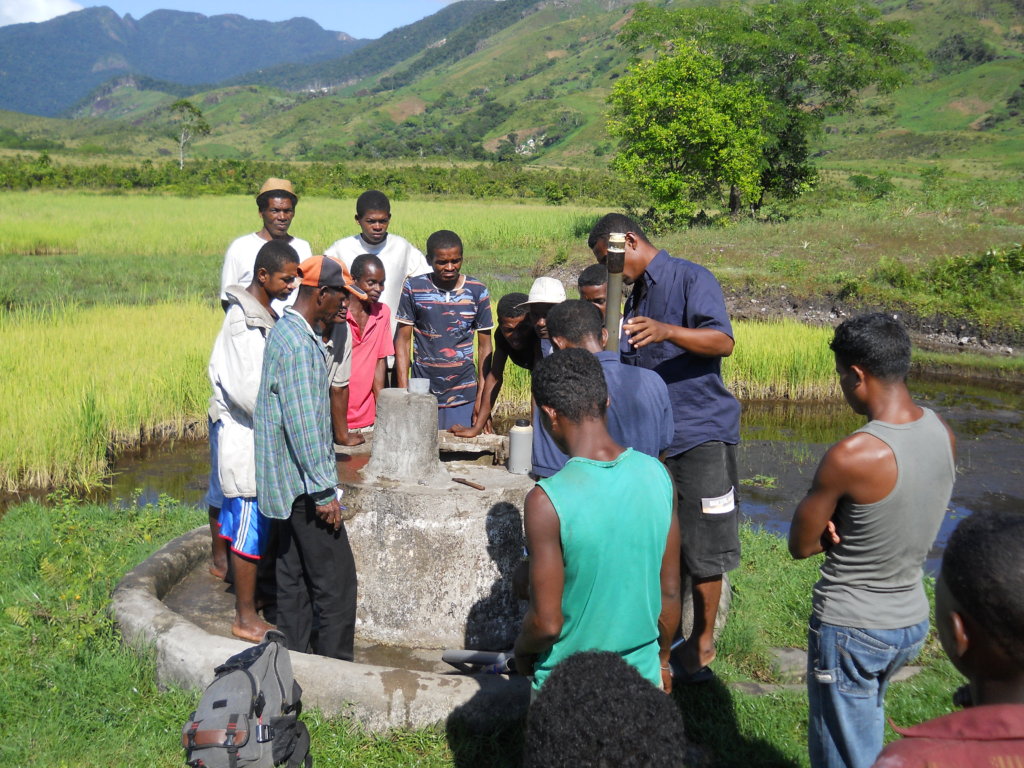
{"left": 346, "top": 303, "right": 394, "bottom": 429}
{"left": 873, "top": 704, "right": 1024, "bottom": 768}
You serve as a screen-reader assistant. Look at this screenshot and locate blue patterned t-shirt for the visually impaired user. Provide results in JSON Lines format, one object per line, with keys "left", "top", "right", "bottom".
{"left": 397, "top": 274, "right": 493, "bottom": 408}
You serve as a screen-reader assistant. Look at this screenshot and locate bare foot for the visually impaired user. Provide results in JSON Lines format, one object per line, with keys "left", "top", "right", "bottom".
{"left": 232, "top": 616, "right": 276, "bottom": 644}
{"left": 209, "top": 562, "right": 228, "bottom": 580}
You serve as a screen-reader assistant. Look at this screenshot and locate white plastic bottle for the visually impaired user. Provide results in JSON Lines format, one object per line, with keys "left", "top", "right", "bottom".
{"left": 507, "top": 419, "right": 533, "bottom": 475}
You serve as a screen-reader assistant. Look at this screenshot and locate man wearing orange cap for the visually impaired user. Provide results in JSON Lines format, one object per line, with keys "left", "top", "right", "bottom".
{"left": 219, "top": 178, "right": 313, "bottom": 314}
{"left": 254, "top": 255, "right": 367, "bottom": 660}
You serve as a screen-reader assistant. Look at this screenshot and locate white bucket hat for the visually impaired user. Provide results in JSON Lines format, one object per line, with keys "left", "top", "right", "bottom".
{"left": 517, "top": 276, "right": 566, "bottom": 308}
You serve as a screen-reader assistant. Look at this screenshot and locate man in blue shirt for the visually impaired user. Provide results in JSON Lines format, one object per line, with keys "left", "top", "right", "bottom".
{"left": 588, "top": 213, "right": 741, "bottom": 684}
{"left": 547, "top": 299, "right": 673, "bottom": 459}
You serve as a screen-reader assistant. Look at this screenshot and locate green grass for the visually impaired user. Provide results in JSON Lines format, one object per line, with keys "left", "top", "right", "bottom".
{"left": 0, "top": 301, "right": 219, "bottom": 492}
{"left": 724, "top": 321, "right": 839, "bottom": 401}
{"left": 0, "top": 502, "right": 964, "bottom": 767}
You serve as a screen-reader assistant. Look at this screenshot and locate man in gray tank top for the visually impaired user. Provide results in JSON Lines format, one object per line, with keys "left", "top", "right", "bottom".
{"left": 789, "top": 313, "right": 957, "bottom": 768}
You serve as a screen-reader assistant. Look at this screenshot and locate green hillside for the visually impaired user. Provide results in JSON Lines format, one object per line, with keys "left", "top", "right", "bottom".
{"left": 2, "top": 0, "right": 1022, "bottom": 182}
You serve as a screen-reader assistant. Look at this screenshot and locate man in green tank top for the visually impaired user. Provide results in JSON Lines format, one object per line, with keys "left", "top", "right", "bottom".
{"left": 513, "top": 347, "right": 681, "bottom": 694}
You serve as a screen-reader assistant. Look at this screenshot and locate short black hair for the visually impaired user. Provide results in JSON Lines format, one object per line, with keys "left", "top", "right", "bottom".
{"left": 356, "top": 190, "right": 391, "bottom": 218}
{"left": 523, "top": 651, "right": 687, "bottom": 768}
{"left": 426, "top": 230, "right": 463, "bottom": 260}
{"left": 588, "top": 213, "right": 647, "bottom": 249}
{"left": 532, "top": 347, "right": 606, "bottom": 422}
{"left": 497, "top": 292, "right": 528, "bottom": 320}
{"left": 943, "top": 510, "right": 1024, "bottom": 663}
{"left": 546, "top": 299, "right": 602, "bottom": 346}
{"left": 578, "top": 263, "right": 608, "bottom": 289}
{"left": 830, "top": 313, "right": 912, "bottom": 381}
{"left": 351, "top": 253, "right": 385, "bottom": 281}
{"left": 253, "top": 239, "right": 299, "bottom": 274}
{"left": 256, "top": 189, "right": 297, "bottom": 212}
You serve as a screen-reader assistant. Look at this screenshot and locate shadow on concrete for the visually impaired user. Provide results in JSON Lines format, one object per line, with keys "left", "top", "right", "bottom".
{"left": 463, "top": 501, "right": 526, "bottom": 651}
{"left": 673, "top": 675, "right": 799, "bottom": 767}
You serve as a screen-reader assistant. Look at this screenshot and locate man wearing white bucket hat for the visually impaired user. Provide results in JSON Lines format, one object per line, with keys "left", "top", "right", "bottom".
{"left": 517, "top": 276, "right": 569, "bottom": 478}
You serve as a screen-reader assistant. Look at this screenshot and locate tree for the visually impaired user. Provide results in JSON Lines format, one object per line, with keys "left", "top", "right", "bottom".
{"left": 607, "top": 43, "right": 769, "bottom": 220}
{"left": 168, "top": 99, "right": 210, "bottom": 170}
{"left": 618, "top": 0, "right": 923, "bottom": 205}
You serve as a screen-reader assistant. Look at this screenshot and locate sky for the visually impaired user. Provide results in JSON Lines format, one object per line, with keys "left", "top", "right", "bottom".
{"left": 0, "top": 0, "right": 457, "bottom": 38}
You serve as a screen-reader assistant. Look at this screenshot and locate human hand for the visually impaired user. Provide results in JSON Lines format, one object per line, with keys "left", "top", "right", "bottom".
{"left": 661, "top": 665, "right": 673, "bottom": 694}
{"left": 335, "top": 432, "right": 365, "bottom": 447}
{"left": 315, "top": 498, "right": 343, "bottom": 530}
{"left": 820, "top": 520, "right": 841, "bottom": 550}
{"left": 514, "top": 651, "right": 536, "bottom": 678}
{"left": 623, "top": 316, "right": 671, "bottom": 348}
{"left": 449, "top": 423, "right": 482, "bottom": 438}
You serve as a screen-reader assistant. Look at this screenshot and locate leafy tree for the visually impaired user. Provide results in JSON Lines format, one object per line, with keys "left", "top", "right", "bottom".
{"left": 619, "top": 0, "right": 923, "bottom": 205}
{"left": 168, "top": 99, "right": 210, "bottom": 170}
{"left": 607, "top": 42, "right": 769, "bottom": 220}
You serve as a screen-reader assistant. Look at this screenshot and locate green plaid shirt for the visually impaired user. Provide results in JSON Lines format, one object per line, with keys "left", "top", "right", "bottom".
{"left": 255, "top": 308, "right": 337, "bottom": 519}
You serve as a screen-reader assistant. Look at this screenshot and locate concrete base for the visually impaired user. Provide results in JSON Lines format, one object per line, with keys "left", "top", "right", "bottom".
{"left": 364, "top": 389, "right": 449, "bottom": 487}
{"left": 111, "top": 525, "right": 530, "bottom": 732}
{"left": 344, "top": 459, "right": 535, "bottom": 650}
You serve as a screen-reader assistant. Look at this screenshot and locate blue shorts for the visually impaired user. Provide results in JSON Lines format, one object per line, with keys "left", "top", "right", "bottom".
{"left": 218, "top": 497, "right": 270, "bottom": 559}
{"left": 437, "top": 400, "right": 474, "bottom": 431}
{"left": 204, "top": 418, "right": 224, "bottom": 510}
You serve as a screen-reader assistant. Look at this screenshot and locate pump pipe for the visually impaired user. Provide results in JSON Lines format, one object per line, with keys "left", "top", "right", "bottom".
{"left": 604, "top": 232, "right": 626, "bottom": 352}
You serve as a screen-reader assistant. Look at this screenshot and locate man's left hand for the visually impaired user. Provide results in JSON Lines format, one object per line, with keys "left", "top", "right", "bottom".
{"left": 315, "top": 498, "right": 343, "bottom": 530}
{"left": 623, "top": 316, "right": 671, "bottom": 348}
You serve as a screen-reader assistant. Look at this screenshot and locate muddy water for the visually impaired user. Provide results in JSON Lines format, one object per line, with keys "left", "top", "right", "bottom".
{"left": 9, "top": 378, "right": 1021, "bottom": 573}
{"left": 739, "top": 378, "right": 1023, "bottom": 572}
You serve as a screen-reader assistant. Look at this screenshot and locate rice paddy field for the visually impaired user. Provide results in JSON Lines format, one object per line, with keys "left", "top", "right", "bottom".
{"left": 0, "top": 189, "right": 1010, "bottom": 492}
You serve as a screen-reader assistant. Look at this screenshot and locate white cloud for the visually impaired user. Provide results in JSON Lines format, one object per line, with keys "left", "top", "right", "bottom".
{"left": 0, "top": 0, "right": 83, "bottom": 27}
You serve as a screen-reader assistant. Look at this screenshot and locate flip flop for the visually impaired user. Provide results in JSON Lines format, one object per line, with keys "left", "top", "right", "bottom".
{"left": 672, "top": 663, "right": 715, "bottom": 685}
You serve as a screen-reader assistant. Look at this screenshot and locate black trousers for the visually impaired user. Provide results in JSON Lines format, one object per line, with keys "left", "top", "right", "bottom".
{"left": 276, "top": 494, "right": 357, "bottom": 661}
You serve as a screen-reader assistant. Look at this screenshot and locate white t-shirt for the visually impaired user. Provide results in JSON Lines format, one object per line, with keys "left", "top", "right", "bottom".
{"left": 219, "top": 232, "right": 313, "bottom": 314}
{"left": 324, "top": 233, "right": 431, "bottom": 340}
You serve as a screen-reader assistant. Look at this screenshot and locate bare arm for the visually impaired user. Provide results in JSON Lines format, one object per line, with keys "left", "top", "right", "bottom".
{"left": 450, "top": 340, "right": 507, "bottom": 437}
{"left": 622, "top": 319, "right": 734, "bottom": 357}
{"left": 372, "top": 357, "right": 386, "bottom": 401}
{"left": 514, "top": 486, "right": 564, "bottom": 677}
{"left": 330, "top": 385, "right": 364, "bottom": 447}
{"left": 789, "top": 432, "right": 899, "bottom": 558}
{"left": 658, "top": 490, "right": 682, "bottom": 693}
{"left": 395, "top": 324, "right": 413, "bottom": 389}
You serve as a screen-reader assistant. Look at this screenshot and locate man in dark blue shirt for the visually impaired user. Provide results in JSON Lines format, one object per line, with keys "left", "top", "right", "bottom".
{"left": 547, "top": 300, "right": 673, "bottom": 459}
{"left": 588, "top": 213, "right": 741, "bottom": 684}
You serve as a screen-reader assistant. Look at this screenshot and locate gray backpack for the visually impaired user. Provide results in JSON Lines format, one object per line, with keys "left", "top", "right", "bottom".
{"left": 182, "top": 630, "right": 312, "bottom": 768}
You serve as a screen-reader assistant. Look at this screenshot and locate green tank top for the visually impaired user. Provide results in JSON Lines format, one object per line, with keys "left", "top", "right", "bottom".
{"left": 533, "top": 448, "right": 673, "bottom": 690}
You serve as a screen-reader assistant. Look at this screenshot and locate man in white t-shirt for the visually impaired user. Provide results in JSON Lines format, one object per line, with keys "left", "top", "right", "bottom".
{"left": 220, "top": 177, "right": 313, "bottom": 315}
{"left": 324, "top": 190, "right": 431, "bottom": 382}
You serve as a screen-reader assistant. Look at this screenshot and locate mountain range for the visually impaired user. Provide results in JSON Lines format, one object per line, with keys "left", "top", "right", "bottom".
{"left": 0, "top": 0, "right": 1021, "bottom": 172}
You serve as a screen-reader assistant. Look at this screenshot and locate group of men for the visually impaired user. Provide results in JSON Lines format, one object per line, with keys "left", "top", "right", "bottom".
{"left": 201, "top": 178, "right": 1020, "bottom": 767}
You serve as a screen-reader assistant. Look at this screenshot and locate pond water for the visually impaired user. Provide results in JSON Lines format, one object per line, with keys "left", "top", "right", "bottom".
{"left": 8, "top": 377, "right": 1022, "bottom": 574}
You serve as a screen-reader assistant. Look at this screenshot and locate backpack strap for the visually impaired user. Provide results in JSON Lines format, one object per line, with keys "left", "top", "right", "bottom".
{"left": 284, "top": 720, "right": 313, "bottom": 768}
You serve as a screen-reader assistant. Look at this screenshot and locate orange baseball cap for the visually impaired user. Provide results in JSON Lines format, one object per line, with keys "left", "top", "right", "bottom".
{"left": 297, "top": 255, "right": 368, "bottom": 300}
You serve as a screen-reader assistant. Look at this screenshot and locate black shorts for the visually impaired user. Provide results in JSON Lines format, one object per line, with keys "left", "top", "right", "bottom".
{"left": 664, "top": 441, "right": 740, "bottom": 579}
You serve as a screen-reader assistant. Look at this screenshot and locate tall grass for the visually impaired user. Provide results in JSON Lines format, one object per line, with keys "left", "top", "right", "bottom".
{"left": 0, "top": 301, "right": 220, "bottom": 492}
{"left": 724, "top": 320, "right": 839, "bottom": 401}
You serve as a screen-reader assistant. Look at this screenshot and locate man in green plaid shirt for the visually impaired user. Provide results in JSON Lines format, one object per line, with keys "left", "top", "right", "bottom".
{"left": 255, "top": 255, "right": 367, "bottom": 660}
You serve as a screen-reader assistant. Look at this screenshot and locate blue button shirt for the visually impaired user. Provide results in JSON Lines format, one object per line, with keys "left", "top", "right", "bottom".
{"left": 531, "top": 344, "right": 676, "bottom": 477}
{"left": 621, "top": 250, "right": 741, "bottom": 456}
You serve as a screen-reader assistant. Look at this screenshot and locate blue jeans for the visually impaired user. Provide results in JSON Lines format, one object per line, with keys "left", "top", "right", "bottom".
{"left": 806, "top": 615, "right": 928, "bottom": 768}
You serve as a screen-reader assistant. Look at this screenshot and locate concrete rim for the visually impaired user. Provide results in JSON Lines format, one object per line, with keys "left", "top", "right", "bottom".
{"left": 110, "top": 525, "right": 529, "bottom": 732}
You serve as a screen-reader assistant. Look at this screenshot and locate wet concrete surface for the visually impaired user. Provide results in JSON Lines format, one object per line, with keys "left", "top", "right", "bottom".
{"left": 162, "top": 560, "right": 456, "bottom": 675}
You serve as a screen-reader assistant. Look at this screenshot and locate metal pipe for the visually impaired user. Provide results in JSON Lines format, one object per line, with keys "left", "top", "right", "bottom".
{"left": 604, "top": 232, "right": 626, "bottom": 352}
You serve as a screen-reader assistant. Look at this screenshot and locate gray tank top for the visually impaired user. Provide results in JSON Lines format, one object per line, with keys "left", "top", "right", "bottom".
{"left": 812, "top": 407, "right": 955, "bottom": 629}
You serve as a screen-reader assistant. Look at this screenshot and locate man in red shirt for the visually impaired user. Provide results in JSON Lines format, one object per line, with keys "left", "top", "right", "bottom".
{"left": 345, "top": 254, "right": 394, "bottom": 432}
{"left": 872, "top": 509, "right": 1024, "bottom": 767}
